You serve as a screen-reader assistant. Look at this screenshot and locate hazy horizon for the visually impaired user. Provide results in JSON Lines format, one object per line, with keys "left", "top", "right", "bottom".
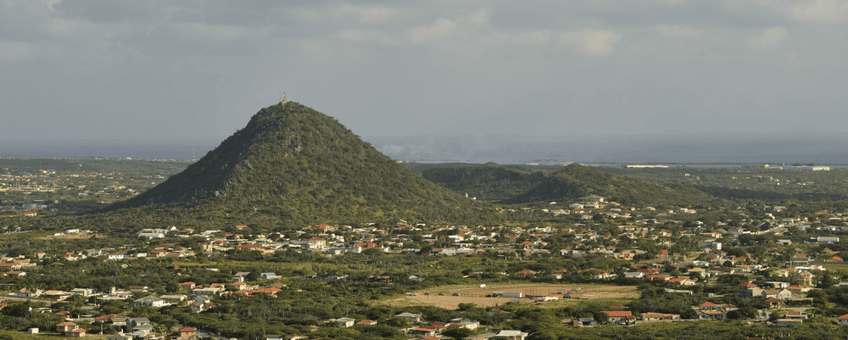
{"left": 1, "top": 133, "right": 845, "bottom": 165}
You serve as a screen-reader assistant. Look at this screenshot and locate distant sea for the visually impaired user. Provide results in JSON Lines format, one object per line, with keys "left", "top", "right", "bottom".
{"left": 1, "top": 135, "right": 845, "bottom": 165}
{"left": 0, "top": 139, "right": 219, "bottom": 161}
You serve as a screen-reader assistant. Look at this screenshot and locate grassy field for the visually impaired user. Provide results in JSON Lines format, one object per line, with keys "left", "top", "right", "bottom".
{"left": 382, "top": 283, "right": 639, "bottom": 309}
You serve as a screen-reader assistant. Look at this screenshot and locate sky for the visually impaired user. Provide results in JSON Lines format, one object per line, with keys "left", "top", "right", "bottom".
{"left": 1, "top": 0, "right": 847, "bottom": 162}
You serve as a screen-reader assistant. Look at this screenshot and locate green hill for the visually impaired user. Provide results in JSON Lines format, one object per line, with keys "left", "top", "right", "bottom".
{"left": 106, "top": 101, "right": 495, "bottom": 228}
{"left": 501, "top": 164, "right": 712, "bottom": 206}
{"left": 421, "top": 163, "right": 547, "bottom": 201}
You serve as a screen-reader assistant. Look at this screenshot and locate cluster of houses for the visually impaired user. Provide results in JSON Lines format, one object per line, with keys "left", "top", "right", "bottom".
{"left": 53, "top": 317, "right": 198, "bottom": 339}
{"left": 4, "top": 193, "right": 848, "bottom": 338}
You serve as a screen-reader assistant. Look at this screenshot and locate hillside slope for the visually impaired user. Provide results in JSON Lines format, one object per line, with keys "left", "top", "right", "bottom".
{"left": 107, "top": 101, "right": 494, "bottom": 227}
{"left": 421, "top": 163, "right": 547, "bottom": 201}
{"left": 501, "top": 164, "right": 712, "bottom": 206}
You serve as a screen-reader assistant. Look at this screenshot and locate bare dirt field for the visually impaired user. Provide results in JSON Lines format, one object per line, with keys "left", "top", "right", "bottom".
{"left": 382, "top": 283, "right": 639, "bottom": 310}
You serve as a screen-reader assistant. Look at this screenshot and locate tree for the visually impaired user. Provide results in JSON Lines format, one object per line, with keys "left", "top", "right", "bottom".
{"left": 442, "top": 327, "right": 473, "bottom": 339}
{"left": 819, "top": 271, "right": 837, "bottom": 289}
{"left": 1, "top": 301, "right": 32, "bottom": 318}
{"left": 593, "top": 311, "right": 609, "bottom": 325}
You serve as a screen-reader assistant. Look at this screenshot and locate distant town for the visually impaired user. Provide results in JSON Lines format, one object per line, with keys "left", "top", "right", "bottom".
{"left": 2, "top": 157, "right": 848, "bottom": 339}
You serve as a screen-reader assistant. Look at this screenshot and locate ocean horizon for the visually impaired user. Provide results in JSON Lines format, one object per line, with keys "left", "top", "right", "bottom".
{"left": 1, "top": 135, "right": 845, "bottom": 165}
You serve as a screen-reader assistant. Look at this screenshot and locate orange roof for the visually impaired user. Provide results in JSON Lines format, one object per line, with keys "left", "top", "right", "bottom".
{"left": 602, "top": 311, "right": 634, "bottom": 318}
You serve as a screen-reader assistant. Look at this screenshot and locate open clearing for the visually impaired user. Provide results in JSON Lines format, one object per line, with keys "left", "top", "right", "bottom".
{"left": 382, "top": 283, "right": 639, "bottom": 310}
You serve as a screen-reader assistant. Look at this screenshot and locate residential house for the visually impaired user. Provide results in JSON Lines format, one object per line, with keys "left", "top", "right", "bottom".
{"left": 161, "top": 294, "right": 188, "bottom": 305}
{"left": 738, "top": 282, "right": 760, "bottom": 298}
{"left": 761, "top": 289, "right": 792, "bottom": 301}
{"left": 108, "top": 332, "right": 134, "bottom": 340}
{"left": 776, "top": 319, "right": 803, "bottom": 327}
{"left": 396, "top": 312, "right": 422, "bottom": 323}
{"left": 126, "top": 317, "right": 151, "bottom": 328}
{"left": 260, "top": 272, "right": 279, "bottom": 280}
{"left": 174, "top": 326, "right": 197, "bottom": 339}
{"left": 624, "top": 272, "right": 645, "bottom": 279}
{"left": 56, "top": 322, "right": 78, "bottom": 333}
{"left": 307, "top": 237, "right": 327, "bottom": 250}
{"left": 784, "top": 310, "right": 808, "bottom": 320}
{"left": 491, "top": 330, "right": 529, "bottom": 340}
{"left": 602, "top": 311, "right": 635, "bottom": 324}
{"left": 640, "top": 313, "right": 680, "bottom": 321}
{"left": 449, "top": 318, "right": 480, "bottom": 330}
{"left": 134, "top": 295, "right": 169, "bottom": 308}
{"left": 178, "top": 282, "right": 196, "bottom": 292}
{"left": 325, "top": 317, "right": 356, "bottom": 328}
{"left": 572, "top": 318, "right": 598, "bottom": 327}
{"left": 192, "top": 286, "right": 225, "bottom": 296}
{"left": 698, "top": 310, "right": 727, "bottom": 320}
{"left": 668, "top": 277, "right": 697, "bottom": 286}
{"left": 232, "top": 272, "right": 251, "bottom": 282}
{"left": 356, "top": 319, "right": 377, "bottom": 326}
{"left": 70, "top": 288, "right": 95, "bottom": 297}
{"left": 67, "top": 328, "right": 86, "bottom": 337}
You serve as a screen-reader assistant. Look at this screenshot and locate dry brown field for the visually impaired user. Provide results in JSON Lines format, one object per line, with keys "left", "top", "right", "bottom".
{"left": 382, "top": 283, "right": 639, "bottom": 309}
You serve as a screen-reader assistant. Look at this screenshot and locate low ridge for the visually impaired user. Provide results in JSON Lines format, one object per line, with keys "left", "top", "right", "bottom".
{"left": 421, "top": 163, "right": 547, "bottom": 201}
{"left": 108, "top": 101, "right": 493, "bottom": 226}
{"left": 501, "top": 163, "right": 712, "bottom": 206}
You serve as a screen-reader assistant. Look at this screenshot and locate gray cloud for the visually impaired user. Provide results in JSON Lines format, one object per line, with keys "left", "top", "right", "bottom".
{"left": 1, "top": 0, "right": 846, "bottom": 158}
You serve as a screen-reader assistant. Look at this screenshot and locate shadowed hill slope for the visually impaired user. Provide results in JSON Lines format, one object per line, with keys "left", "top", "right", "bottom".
{"left": 421, "top": 163, "right": 547, "bottom": 202}
{"left": 501, "top": 164, "right": 713, "bottom": 206}
{"left": 106, "top": 101, "right": 494, "bottom": 227}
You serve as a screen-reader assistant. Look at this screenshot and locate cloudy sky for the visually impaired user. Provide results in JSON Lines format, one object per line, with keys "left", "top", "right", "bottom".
{"left": 1, "top": 0, "right": 846, "bottom": 161}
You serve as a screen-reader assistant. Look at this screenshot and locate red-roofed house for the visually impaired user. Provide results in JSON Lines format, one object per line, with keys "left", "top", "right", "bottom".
{"left": 738, "top": 282, "right": 759, "bottom": 297}
{"left": 602, "top": 311, "right": 635, "bottom": 324}
{"left": 173, "top": 326, "right": 197, "bottom": 339}
{"left": 668, "top": 277, "right": 697, "bottom": 286}
{"left": 56, "top": 322, "right": 78, "bottom": 333}
{"left": 698, "top": 301, "right": 717, "bottom": 311}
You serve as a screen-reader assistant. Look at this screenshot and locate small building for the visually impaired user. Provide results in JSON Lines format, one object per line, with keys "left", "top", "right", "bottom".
{"left": 640, "top": 313, "right": 680, "bottom": 321}
{"left": 307, "top": 237, "right": 327, "bottom": 250}
{"left": 134, "top": 295, "right": 169, "bottom": 308}
{"left": 396, "top": 312, "right": 422, "bottom": 323}
{"left": 180, "top": 326, "right": 198, "bottom": 339}
{"left": 491, "top": 330, "right": 529, "bottom": 340}
{"left": 56, "top": 322, "right": 78, "bottom": 333}
{"left": 260, "top": 272, "right": 279, "bottom": 280}
{"left": 602, "top": 311, "right": 635, "bottom": 324}
{"left": 108, "top": 332, "right": 134, "bottom": 340}
{"left": 776, "top": 319, "right": 803, "bottom": 327}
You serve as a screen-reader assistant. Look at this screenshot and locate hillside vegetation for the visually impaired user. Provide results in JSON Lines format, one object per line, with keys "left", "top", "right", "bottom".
{"left": 421, "top": 163, "right": 547, "bottom": 201}
{"left": 105, "top": 102, "right": 496, "bottom": 228}
{"left": 500, "top": 164, "right": 715, "bottom": 206}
